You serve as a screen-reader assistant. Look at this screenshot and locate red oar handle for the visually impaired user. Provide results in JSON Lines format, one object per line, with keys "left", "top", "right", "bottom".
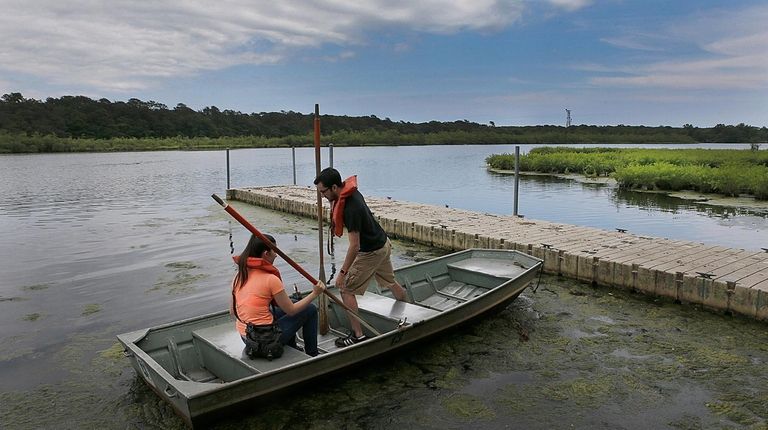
{"left": 213, "top": 193, "right": 383, "bottom": 336}
{"left": 212, "top": 194, "right": 318, "bottom": 285}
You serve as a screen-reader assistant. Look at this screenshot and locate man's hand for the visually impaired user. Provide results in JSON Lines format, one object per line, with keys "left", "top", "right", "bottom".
{"left": 335, "top": 271, "right": 346, "bottom": 290}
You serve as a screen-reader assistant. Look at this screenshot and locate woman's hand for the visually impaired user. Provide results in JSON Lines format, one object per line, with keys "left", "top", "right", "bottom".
{"left": 313, "top": 281, "right": 326, "bottom": 296}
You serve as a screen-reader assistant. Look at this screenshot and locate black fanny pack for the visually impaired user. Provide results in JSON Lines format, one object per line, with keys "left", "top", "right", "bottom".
{"left": 243, "top": 322, "right": 284, "bottom": 361}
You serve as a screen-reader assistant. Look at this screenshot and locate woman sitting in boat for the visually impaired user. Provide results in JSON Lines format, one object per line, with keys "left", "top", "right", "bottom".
{"left": 232, "top": 234, "right": 325, "bottom": 356}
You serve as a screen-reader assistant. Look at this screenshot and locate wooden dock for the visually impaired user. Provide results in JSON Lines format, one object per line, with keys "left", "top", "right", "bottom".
{"left": 227, "top": 186, "right": 768, "bottom": 321}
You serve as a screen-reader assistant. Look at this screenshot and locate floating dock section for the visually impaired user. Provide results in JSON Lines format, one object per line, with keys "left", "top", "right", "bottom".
{"left": 227, "top": 186, "right": 768, "bottom": 321}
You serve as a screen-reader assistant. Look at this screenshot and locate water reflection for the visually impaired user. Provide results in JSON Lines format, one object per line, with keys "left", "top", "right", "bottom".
{"left": 612, "top": 187, "right": 765, "bottom": 218}
{"left": 227, "top": 220, "right": 234, "bottom": 255}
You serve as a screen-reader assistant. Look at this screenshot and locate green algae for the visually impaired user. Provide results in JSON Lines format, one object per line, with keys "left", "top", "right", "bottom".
{"left": 668, "top": 414, "right": 705, "bottom": 430}
{"left": 1, "top": 329, "right": 198, "bottom": 428}
{"left": 717, "top": 393, "right": 768, "bottom": 424}
{"left": 21, "top": 283, "right": 49, "bottom": 291}
{"left": 0, "top": 381, "right": 187, "bottom": 430}
{"left": 150, "top": 262, "right": 208, "bottom": 295}
{"left": 442, "top": 393, "right": 495, "bottom": 420}
{"left": 150, "top": 272, "right": 207, "bottom": 294}
{"left": 494, "top": 381, "right": 541, "bottom": 414}
{"left": 92, "top": 346, "right": 128, "bottom": 378}
{"left": 98, "top": 342, "right": 125, "bottom": 361}
{"left": 82, "top": 304, "right": 101, "bottom": 316}
{"left": 0, "top": 334, "right": 35, "bottom": 362}
{"left": 4, "top": 267, "right": 768, "bottom": 429}
{"left": 477, "top": 275, "right": 768, "bottom": 427}
{"left": 164, "top": 261, "right": 199, "bottom": 270}
{"left": 680, "top": 346, "right": 749, "bottom": 369}
{"left": 541, "top": 376, "right": 615, "bottom": 406}
{"left": 433, "top": 366, "right": 463, "bottom": 390}
{"left": 22, "top": 313, "right": 41, "bottom": 321}
{"left": 707, "top": 401, "right": 758, "bottom": 426}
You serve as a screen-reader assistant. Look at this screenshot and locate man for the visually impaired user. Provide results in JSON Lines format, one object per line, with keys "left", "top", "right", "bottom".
{"left": 314, "top": 167, "right": 408, "bottom": 347}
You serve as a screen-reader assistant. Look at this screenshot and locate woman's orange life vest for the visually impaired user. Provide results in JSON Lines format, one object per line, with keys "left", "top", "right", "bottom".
{"left": 331, "top": 175, "right": 358, "bottom": 237}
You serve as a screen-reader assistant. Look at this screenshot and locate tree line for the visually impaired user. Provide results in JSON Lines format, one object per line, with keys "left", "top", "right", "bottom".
{"left": 1, "top": 92, "right": 766, "bottom": 148}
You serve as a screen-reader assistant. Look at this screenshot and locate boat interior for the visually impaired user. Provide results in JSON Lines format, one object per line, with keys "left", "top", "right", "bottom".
{"left": 130, "top": 250, "right": 537, "bottom": 385}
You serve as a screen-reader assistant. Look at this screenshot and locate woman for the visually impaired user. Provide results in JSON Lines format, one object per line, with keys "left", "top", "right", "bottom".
{"left": 232, "top": 234, "right": 325, "bottom": 356}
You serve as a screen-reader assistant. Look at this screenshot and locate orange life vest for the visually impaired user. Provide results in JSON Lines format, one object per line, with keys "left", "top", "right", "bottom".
{"left": 331, "top": 175, "right": 358, "bottom": 237}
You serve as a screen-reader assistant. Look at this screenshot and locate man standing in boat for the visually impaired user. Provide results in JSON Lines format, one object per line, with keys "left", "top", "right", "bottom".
{"left": 314, "top": 167, "right": 409, "bottom": 347}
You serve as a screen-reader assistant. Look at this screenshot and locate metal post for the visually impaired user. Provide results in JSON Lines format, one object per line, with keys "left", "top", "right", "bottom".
{"left": 513, "top": 146, "right": 520, "bottom": 216}
{"left": 226, "top": 148, "right": 230, "bottom": 190}
{"left": 329, "top": 143, "right": 334, "bottom": 168}
{"left": 291, "top": 145, "right": 296, "bottom": 185}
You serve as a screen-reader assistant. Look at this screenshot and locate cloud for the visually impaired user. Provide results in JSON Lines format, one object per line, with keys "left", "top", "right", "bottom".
{"left": 393, "top": 42, "right": 411, "bottom": 53}
{"left": 545, "top": 0, "right": 593, "bottom": 12}
{"left": 599, "top": 35, "right": 667, "bottom": 52}
{"left": 320, "top": 50, "right": 357, "bottom": 62}
{"left": 589, "top": 4, "right": 768, "bottom": 91}
{"left": 0, "top": 0, "right": 526, "bottom": 92}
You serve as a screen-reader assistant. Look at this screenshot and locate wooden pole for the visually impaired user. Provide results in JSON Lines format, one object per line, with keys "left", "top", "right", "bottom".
{"left": 226, "top": 148, "right": 230, "bottom": 190}
{"left": 314, "top": 104, "right": 330, "bottom": 335}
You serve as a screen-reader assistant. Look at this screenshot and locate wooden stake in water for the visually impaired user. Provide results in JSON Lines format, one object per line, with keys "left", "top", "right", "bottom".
{"left": 226, "top": 148, "right": 230, "bottom": 190}
{"left": 314, "top": 104, "right": 330, "bottom": 335}
{"left": 513, "top": 145, "right": 520, "bottom": 217}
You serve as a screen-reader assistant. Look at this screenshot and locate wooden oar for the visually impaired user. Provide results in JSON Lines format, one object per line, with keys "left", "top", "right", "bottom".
{"left": 212, "top": 194, "right": 381, "bottom": 336}
{"left": 313, "top": 104, "right": 330, "bottom": 335}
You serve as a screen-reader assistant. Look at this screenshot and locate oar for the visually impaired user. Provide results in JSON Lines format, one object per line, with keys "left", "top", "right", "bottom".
{"left": 212, "top": 194, "right": 382, "bottom": 336}
{"left": 313, "top": 104, "right": 330, "bottom": 335}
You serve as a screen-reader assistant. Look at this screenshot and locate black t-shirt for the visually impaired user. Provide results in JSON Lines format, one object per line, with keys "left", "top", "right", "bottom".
{"left": 343, "top": 189, "right": 387, "bottom": 252}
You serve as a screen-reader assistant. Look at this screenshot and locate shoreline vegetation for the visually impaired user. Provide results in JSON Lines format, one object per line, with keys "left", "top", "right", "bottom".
{"left": 486, "top": 147, "right": 768, "bottom": 201}
{"left": 1, "top": 93, "right": 766, "bottom": 154}
{"left": 5, "top": 132, "right": 764, "bottom": 155}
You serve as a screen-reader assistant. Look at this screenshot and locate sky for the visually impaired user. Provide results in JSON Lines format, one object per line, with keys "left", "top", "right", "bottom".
{"left": 1, "top": 0, "right": 766, "bottom": 127}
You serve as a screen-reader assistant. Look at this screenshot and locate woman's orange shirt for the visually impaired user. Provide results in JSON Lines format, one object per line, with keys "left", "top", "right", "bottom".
{"left": 233, "top": 269, "right": 284, "bottom": 336}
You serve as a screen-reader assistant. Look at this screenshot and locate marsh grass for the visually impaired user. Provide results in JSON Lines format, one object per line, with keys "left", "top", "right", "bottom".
{"left": 0, "top": 127, "right": 705, "bottom": 154}
{"left": 487, "top": 147, "right": 768, "bottom": 199}
{"left": 0, "top": 133, "right": 294, "bottom": 153}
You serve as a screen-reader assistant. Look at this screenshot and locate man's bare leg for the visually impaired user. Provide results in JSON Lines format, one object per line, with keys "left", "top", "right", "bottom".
{"left": 389, "top": 282, "right": 408, "bottom": 302}
{"left": 342, "top": 291, "right": 363, "bottom": 337}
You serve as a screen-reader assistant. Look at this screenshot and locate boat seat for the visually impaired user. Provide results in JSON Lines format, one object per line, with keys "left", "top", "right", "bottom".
{"left": 356, "top": 292, "right": 441, "bottom": 324}
{"left": 447, "top": 258, "right": 528, "bottom": 279}
{"left": 192, "top": 322, "right": 310, "bottom": 374}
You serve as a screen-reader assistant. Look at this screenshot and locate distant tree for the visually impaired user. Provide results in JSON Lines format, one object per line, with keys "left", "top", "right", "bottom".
{"left": 2, "top": 92, "right": 25, "bottom": 103}
{"left": 0, "top": 92, "right": 764, "bottom": 144}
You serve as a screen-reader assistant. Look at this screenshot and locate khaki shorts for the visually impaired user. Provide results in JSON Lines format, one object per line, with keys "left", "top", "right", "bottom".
{"left": 343, "top": 239, "right": 397, "bottom": 295}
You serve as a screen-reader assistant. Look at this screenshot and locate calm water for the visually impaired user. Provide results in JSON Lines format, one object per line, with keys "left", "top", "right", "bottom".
{"left": 1, "top": 144, "right": 767, "bottom": 428}
{"left": 227, "top": 143, "right": 766, "bottom": 249}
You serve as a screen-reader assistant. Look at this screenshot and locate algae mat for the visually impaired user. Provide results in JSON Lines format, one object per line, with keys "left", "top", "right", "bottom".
{"left": 3, "top": 272, "right": 768, "bottom": 429}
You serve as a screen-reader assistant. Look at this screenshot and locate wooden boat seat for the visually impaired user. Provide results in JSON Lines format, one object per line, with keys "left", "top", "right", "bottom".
{"left": 192, "top": 322, "right": 310, "bottom": 375}
{"left": 356, "top": 292, "right": 440, "bottom": 324}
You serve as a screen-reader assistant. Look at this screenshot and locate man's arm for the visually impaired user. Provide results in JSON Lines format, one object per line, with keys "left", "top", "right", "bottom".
{"left": 336, "top": 230, "right": 359, "bottom": 288}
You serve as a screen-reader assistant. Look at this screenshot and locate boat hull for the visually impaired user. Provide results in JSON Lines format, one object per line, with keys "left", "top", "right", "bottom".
{"left": 117, "top": 248, "right": 542, "bottom": 427}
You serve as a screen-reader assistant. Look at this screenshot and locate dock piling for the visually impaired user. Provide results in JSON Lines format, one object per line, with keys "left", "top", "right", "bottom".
{"left": 513, "top": 146, "right": 520, "bottom": 217}
{"left": 226, "top": 148, "right": 230, "bottom": 190}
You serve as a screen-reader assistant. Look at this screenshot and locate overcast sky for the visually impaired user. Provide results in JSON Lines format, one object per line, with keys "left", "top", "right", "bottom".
{"left": 1, "top": 0, "right": 766, "bottom": 127}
